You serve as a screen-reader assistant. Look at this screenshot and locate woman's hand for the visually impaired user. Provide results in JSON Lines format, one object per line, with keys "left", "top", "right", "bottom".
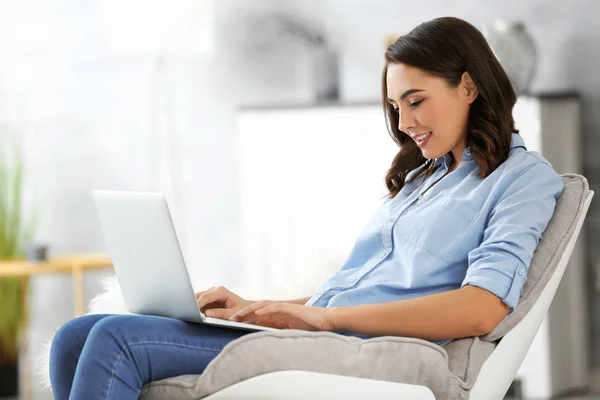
{"left": 195, "top": 286, "right": 253, "bottom": 320}
{"left": 229, "top": 301, "right": 335, "bottom": 332}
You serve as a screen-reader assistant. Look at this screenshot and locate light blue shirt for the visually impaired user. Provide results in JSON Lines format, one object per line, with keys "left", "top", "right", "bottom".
{"left": 306, "top": 134, "right": 564, "bottom": 340}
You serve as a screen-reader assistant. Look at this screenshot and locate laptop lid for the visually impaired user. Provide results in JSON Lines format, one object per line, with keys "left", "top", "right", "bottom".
{"left": 92, "top": 190, "right": 203, "bottom": 323}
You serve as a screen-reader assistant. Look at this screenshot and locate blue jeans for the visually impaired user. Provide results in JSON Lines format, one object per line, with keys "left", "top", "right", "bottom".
{"left": 49, "top": 314, "right": 249, "bottom": 400}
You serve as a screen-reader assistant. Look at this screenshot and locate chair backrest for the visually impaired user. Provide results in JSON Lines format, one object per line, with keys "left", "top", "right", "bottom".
{"left": 469, "top": 174, "right": 594, "bottom": 399}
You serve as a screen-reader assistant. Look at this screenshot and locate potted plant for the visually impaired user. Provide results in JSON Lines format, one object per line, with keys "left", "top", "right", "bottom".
{"left": 0, "top": 144, "right": 35, "bottom": 397}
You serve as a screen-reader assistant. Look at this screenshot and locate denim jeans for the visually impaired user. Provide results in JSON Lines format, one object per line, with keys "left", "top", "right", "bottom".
{"left": 49, "top": 314, "right": 249, "bottom": 400}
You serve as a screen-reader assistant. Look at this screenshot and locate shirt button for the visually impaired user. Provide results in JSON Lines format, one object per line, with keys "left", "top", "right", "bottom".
{"left": 349, "top": 277, "right": 357, "bottom": 283}
{"left": 318, "top": 288, "right": 324, "bottom": 294}
{"left": 465, "top": 149, "right": 471, "bottom": 156}
{"left": 380, "top": 252, "right": 387, "bottom": 259}
{"left": 518, "top": 269, "right": 525, "bottom": 276}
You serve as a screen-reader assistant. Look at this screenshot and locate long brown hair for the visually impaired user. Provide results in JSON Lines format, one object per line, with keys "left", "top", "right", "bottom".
{"left": 383, "top": 17, "right": 518, "bottom": 198}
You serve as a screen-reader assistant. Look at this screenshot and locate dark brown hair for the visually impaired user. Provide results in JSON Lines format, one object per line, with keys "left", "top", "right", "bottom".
{"left": 383, "top": 17, "right": 518, "bottom": 198}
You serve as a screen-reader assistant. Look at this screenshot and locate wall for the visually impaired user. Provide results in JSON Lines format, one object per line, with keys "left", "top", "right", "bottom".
{"left": 0, "top": 1, "right": 598, "bottom": 398}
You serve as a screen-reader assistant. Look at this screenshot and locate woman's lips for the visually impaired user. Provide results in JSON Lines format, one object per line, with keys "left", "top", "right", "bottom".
{"left": 415, "top": 132, "right": 432, "bottom": 148}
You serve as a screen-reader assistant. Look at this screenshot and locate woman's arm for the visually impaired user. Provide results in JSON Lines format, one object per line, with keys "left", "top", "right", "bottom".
{"left": 282, "top": 296, "right": 312, "bottom": 305}
{"left": 329, "top": 285, "right": 509, "bottom": 341}
{"left": 246, "top": 297, "right": 310, "bottom": 305}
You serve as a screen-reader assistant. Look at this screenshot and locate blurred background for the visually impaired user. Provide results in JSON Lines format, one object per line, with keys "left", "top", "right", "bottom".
{"left": 0, "top": 0, "right": 598, "bottom": 399}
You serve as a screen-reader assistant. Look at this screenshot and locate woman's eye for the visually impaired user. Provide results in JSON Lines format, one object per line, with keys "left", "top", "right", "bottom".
{"left": 409, "top": 100, "right": 423, "bottom": 108}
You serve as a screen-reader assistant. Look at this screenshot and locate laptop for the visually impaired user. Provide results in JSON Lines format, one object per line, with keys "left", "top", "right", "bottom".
{"left": 91, "top": 190, "right": 278, "bottom": 332}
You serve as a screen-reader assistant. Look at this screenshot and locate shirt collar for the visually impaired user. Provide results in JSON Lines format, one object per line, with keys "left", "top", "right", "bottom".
{"left": 431, "top": 133, "right": 526, "bottom": 167}
{"left": 433, "top": 156, "right": 447, "bottom": 168}
{"left": 510, "top": 133, "right": 527, "bottom": 151}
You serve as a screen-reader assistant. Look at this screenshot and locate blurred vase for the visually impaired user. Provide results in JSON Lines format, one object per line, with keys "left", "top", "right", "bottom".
{"left": 483, "top": 20, "right": 537, "bottom": 95}
{"left": 312, "top": 46, "right": 340, "bottom": 103}
{"left": 25, "top": 243, "right": 48, "bottom": 262}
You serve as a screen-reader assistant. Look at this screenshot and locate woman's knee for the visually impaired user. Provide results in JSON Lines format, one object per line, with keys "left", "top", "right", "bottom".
{"left": 51, "top": 314, "right": 109, "bottom": 356}
{"left": 84, "top": 314, "right": 149, "bottom": 348}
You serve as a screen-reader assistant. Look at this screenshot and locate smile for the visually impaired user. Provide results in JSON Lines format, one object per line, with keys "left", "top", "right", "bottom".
{"left": 414, "top": 132, "right": 432, "bottom": 148}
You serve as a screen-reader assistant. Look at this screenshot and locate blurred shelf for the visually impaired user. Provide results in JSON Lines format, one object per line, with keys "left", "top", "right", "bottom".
{"left": 0, "top": 254, "right": 113, "bottom": 278}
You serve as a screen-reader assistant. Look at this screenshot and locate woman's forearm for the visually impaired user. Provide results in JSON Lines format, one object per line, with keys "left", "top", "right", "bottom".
{"left": 283, "top": 296, "right": 312, "bottom": 305}
{"left": 328, "top": 286, "right": 509, "bottom": 341}
{"left": 247, "top": 297, "right": 311, "bottom": 306}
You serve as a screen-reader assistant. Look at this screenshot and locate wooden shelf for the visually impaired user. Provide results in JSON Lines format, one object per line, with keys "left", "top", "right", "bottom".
{"left": 0, "top": 254, "right": 113, "bottom": 277}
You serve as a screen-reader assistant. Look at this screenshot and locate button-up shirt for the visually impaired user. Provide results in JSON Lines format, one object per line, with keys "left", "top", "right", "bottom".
{"left": 305, "top": 133, "right": 564, "bottom": 341}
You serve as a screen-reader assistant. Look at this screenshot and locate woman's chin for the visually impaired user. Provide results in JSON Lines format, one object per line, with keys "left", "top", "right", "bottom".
{"left": 422, "top": 150, "right": 445, "bottom": 162}
{"left": 421, "top": 149, "right": 438, "bottom": 159}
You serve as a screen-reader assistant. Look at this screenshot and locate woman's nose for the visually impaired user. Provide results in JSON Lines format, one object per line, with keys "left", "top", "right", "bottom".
{"left": 398, "top": 109, "right": 415, "bottom": 132}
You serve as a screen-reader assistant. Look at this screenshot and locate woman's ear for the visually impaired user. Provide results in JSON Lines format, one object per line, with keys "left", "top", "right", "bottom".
{"left": 461, "top": 71, "right": 479, "bottom": 104}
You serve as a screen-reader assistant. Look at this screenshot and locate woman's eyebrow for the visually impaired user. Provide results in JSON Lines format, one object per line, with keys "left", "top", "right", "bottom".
{"left": 400, "top": 89, "right": 425, "bottom": 100}
{"left": 387, "top": 89, "right": 426, "bottom": 104}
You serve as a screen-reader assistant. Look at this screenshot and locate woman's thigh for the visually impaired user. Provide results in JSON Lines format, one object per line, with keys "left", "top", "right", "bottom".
{"left": 69, "top": 314, "right": 249, "bottom": 398}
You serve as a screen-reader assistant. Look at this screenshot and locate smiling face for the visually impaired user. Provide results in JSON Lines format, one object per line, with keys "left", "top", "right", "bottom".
{"left": 386, "top": 63, "right": 478, "bottom": 164}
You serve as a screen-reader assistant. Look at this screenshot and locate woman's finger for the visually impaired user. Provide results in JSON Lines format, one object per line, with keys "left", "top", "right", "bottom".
{"left": 204, "top": 308, "right": 232, "bottom": 319}
{"left": 196, "top": 287, "right": 230, "bottom": 309}
{"left": 254, "top": 302, "right": 288, "bottom": 315}
{"left": 229, "top": 300, "right": 273, "bottom": 321}
{"left": 195, "top": 287, "right": 216, "bottom": 300}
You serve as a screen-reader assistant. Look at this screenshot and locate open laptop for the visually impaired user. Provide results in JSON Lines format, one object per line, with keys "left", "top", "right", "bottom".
{"left": 91, "top": 190, "right": 278, "bottom": 332}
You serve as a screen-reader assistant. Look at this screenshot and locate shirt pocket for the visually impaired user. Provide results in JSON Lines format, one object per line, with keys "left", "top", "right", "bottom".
{"left": 396, "top": 194, "right": 479, "bottom": 263}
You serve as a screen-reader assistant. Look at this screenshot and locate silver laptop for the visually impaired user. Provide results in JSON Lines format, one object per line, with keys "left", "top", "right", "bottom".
{"left": 91, "top": 190, "right": 278, "bottom": 332}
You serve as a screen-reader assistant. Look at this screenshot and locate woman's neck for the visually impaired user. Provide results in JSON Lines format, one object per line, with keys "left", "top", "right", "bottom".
{"left": 446, "top": 153, "right": 459, "bottom": 173}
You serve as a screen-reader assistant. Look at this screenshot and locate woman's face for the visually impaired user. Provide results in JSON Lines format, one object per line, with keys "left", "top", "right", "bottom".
{"left": 386, "top": 63, "right": 477, "bottom": 163}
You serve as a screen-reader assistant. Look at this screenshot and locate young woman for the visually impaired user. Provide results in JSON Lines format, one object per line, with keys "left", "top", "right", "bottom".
{"left": 50, "top": 16, "right": 563, "bottom": 399}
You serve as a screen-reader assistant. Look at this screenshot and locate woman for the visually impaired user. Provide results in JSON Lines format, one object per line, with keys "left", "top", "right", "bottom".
{"left": 50, "top": 16, "right": 563, "bottom": 399}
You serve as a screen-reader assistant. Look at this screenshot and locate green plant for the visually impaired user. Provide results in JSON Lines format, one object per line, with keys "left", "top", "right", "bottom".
{"left": 0, "top": 144, "right": 35, "bottom": 364}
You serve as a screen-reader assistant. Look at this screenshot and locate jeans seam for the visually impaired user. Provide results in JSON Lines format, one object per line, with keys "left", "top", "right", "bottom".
{"left": 106, "top": 341, "right": 222, "bottom": 399}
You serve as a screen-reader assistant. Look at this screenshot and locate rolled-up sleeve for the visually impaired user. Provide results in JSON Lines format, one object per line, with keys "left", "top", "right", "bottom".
{"left": 461, "top": 162, "right": 564, "bottom": 311}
